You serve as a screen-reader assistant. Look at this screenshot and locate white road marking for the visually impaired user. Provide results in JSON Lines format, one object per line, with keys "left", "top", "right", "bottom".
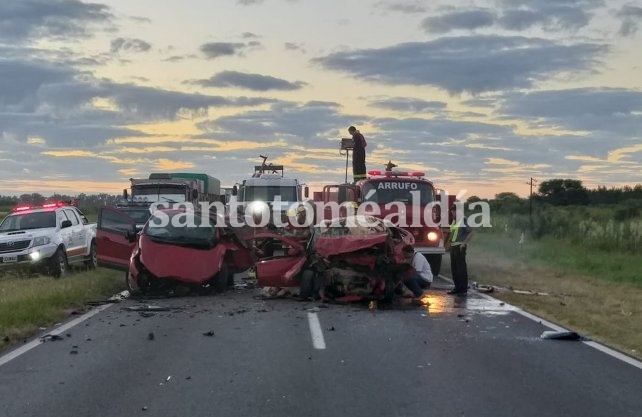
{"left": 437, "top": 274, "right": 642, "bottom": 370}
{"left": 307, "top": 312, "right": 326, "bottom": 350}
{"left": 0, "top": 303, "right": 114, "bottom": 368}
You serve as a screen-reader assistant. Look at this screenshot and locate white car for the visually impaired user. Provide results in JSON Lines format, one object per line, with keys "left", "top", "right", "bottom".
{"left": 0, "top": 202, "right": 97, "bottom": 277}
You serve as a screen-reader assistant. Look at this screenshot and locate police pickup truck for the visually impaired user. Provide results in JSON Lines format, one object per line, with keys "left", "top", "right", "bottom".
{"left": 0, "top": 202, "right": 97, "bottom": 277}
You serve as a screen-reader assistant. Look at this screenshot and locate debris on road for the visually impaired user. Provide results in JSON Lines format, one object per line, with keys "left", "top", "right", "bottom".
{"left": 472, "top": 283, "right": 495, "bottom": 293}
{"left": 124, "top": 305, "right": 178, "bottom": 312}
{"left": 108, "top": 290, "right": 131, "bottom": 302}
{"left": 40, "top": 334, "right": 64, "bottom": 342}
{"left": 147, "top": 332, "right": 155, "bottom": 341}
{"left": 514, "top": 289, "right": 550, "bottom": 296}
{"left": 203, "top": 331, "right": 215, "bottom": 337}
{"left": 541, "top": 330, "right": 589, "bottom": 341}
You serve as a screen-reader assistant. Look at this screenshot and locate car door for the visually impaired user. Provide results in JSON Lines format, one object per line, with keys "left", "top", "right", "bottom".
{"left": 63, "top": 208, "right": 84, "bottom": 258}
{"left": 245, "top": 232, "right": 306, "bottom": 287}
{"left": 57, "top": 210, "right": 74, "bottom": 252}
{"left": 97, "top": 207, "right": 137, "bottom": 271}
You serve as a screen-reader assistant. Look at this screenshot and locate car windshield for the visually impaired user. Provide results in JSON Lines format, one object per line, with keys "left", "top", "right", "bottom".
{"left": 144, "top": 212, "right": 215, "bottom": 248}
{"left": 0, "top": 211, "right": 57, "bottom": 232}
{"left": 241, "top": 186, "right": 298, "bottom": 202}
{"left": 362, "top": 181, "right": 435, "bottom": 205}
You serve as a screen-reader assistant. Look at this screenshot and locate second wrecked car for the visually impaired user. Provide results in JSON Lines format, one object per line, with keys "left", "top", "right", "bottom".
{"left": 248, "top": 215, "right": 414, "bottom": 303}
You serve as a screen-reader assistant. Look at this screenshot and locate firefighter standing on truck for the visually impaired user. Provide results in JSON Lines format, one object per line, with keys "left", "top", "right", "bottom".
{"left": 348, "top": 126, "right": 367, "bottom": 183}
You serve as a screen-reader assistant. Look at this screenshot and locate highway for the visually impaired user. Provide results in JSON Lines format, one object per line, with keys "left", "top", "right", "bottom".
{"left": 1, "top": 276, "right": 641, "bottom": 417}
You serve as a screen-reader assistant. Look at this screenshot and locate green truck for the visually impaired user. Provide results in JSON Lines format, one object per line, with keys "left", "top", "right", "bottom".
{"left": 126, "top": 173, "right": 223, "bottom": 205}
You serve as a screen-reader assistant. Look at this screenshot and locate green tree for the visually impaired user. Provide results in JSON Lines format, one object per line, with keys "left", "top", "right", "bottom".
{"left": 538, "top": 179, "right": 588, "bottom": 206}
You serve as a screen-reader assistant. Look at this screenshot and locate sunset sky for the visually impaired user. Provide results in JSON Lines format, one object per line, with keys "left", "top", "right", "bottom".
{"left": 1, "top": 0, "right": 641, "bottom": 199}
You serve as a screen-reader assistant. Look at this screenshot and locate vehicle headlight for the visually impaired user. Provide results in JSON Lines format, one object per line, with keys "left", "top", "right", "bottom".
{"left": 248, "top": 201, "right": 268, "bottom": 215}
{"left": 32, "top": 236, "right": 51, "bottom": 247}
{"left": 427, "top": 231, "right": 439, "bottom": 242}
{"left": 30, "top": 252, "right": 41, "bottom": 261}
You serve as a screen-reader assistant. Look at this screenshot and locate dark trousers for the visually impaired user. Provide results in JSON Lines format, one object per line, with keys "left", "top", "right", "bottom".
{"left": 450, "top": 245, "right": 468, "bottom": 293}
{"left": 404, "top": 272, "right": 430, "bottom": 297}
{"left": 352, "top": 148, "right": 366, "bottom": 181}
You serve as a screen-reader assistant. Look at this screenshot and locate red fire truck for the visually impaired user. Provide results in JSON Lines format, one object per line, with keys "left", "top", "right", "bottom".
{"left": 314, "top": 168, "right": 446, "bottom": 276}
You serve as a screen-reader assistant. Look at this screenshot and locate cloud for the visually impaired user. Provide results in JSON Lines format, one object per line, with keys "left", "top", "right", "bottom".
{"left": 421, "top": 9, "right": 496, "bottom": 33}
{"left": 369, "top": 97, "right": 447, "bottom": 112}
{"left": 0, "top": 59, "right": 279, "bottom": 147}
{"left": 499, "top": 88, "right": 642, "bottom": 136}
{"left": 284, "top": 42, "right": 305, "bottom": 53}
{"left": 237, "top": 0, "right": 263, "bottom": 5}
{"left": 315, "top": 36, "right": 607, "bottom": 94}
{"left": 199, "top": 41, "right": 261, "bottom": 59}
{"left": 241, "top": 32, "right": 260, "bottom": 39}
{"left": 375, "top": 1, "right": 427, "bottom": 14}
{"left": 497, "top": 0, "right": 602, "bottom": 32}
{"left": 616, "top": 5, "right": 642, "bottom": 37}
{"left": 188, "top": 71, "right": 306, "bottom": 91}
{"left": 110, "top": 37, "right": 152, "bottom": 53}
{"left": 0, "top": 0, "right": 114, "bottom": 43}
{"left": 196, "top": 101, "right": 359, "bottom": 145}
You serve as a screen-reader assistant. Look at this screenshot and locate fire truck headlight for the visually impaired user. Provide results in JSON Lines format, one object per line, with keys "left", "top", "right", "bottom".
{"left": 427, "top": 231, "right": 439, "bottom": 242}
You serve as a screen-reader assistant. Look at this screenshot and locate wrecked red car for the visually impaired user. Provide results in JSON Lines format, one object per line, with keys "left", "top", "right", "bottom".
{"left": 248, "top": 215, "right": 414, "bottom": 303}
{"left": 97, "top": 207, "right": 252, "bottom": 294}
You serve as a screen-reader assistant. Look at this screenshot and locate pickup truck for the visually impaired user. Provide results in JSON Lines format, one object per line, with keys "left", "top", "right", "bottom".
{"left": 0, "top": 202, "right": 97, "bottom": 277}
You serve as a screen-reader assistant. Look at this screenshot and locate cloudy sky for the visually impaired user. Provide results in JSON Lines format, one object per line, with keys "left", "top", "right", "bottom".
{"left": 1, "top": 0, "right": 641, "bottom": 199}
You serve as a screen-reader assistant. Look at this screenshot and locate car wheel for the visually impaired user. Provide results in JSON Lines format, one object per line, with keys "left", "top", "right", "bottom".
{"left": 299, "top": 269, "right": 315, "bottom": 299}
{"left": 50, "top": 248, "right": 67, "bottom": 278}
{"left": 84, "top": 241, "right": 98, "bottom": 269}
{"left": 214, "top": 263, "right": 230, "bottom": 293}
{"left": 425, "top": 254, "right": 442, "bottom": 277}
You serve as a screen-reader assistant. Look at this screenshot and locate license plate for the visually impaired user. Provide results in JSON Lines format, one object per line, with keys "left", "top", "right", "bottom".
{"left": 2, "top": 255, "right": 18, "bottom": 263}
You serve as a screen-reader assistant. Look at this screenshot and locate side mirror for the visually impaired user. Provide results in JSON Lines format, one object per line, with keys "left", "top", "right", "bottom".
{"left": 61, "top": 220, "right": 72, "bottom": 229}
{"left": 232, "top": 185, "right": 238, "bottom": 196}
{"left": 304, "top": 186, "right": 309, "bottom": 198}
{"left": 125, "top": 230, "right": 137, "bottom": 242}
{"left": 191, "top": 189, "right": 199, "bottom": 200}
{"left": 123, "top": 189, "right": 128, "bottom": 200}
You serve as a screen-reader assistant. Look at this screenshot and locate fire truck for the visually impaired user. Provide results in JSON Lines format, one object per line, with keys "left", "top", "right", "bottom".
{"left": 315, "top": 167, "right": 446, "bottom": 276}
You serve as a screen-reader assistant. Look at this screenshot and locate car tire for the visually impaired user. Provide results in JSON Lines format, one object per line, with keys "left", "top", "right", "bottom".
{"left": 50, "top": 247, "right": 67, "bottom": 278}
{"left": 299, "top": 269, "right": 315, "bottom": 299}
{"left": 215, "top": 263, "right": 230, "bottom": 293}
{"left": 84, "top": 241, "right": 98, "bottom": 269}
{"left": 425, "top": 254, "right": 442, "bottom": 277}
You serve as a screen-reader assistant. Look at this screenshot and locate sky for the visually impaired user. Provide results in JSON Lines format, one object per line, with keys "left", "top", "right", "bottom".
{"left": 1, "top": 0, "right": 641, "bottom": 199}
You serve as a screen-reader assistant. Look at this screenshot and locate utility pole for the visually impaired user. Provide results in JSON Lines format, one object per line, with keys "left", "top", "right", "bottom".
{"left": 526, "top": 177, "right": 537, "bottom": 230}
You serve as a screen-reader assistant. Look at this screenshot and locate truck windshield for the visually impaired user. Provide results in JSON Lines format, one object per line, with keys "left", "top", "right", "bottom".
{"left": 133, "top": 186, "right": 186, "bottom": 203}
{"left": 362, "top": 181, "right": 435, "bottom": 206}
{"left": 242, "top": 186, "right": 298, "bottom": 202}
{"left": 0, "top": 212, "right": 57, "bottom": 231}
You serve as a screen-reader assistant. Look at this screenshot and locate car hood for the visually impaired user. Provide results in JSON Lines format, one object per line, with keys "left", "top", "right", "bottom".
{"left": 138, "top": 235, "right": 226, "bottom": 284}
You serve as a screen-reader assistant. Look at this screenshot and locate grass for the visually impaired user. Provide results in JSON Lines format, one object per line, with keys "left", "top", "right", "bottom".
{"left": 0, "top": 268, "right": 124, "bottom": 351}
{"left": 464, "top": 232, "right": 642, "bottom": 359}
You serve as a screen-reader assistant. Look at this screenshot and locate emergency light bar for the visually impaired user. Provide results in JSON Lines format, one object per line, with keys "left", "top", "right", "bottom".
{"left": 12, "top": 201, "right": 71, "bottom": 212}
{"left": 368, "top": 170, "right": 425, "bottom": 177}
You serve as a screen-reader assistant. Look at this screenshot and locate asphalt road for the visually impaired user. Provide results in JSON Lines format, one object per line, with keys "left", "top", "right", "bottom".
{"left": 1, "top": 276, "right": 641, "bottom": 417}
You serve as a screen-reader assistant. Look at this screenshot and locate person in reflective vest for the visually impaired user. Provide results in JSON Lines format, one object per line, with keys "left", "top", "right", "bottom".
{"left": 447, "top": 204, "right": 474, "bottom": 296}
{"left": 348, "top": 126, "right": 367, "bottom": 183}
